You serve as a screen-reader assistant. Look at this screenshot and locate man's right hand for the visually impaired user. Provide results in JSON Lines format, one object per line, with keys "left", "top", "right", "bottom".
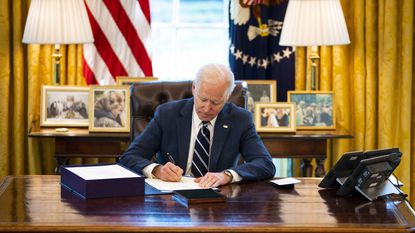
{"left": 152, "top": 162, "right": 183, "bottom": 182}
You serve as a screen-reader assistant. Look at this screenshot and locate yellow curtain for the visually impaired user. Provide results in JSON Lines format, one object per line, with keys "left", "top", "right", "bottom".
{"left": 0, "top": 0, "right": 86, "bottom": 176}
{"left": 295, "top": 0, "right": 414, "bottom": 201}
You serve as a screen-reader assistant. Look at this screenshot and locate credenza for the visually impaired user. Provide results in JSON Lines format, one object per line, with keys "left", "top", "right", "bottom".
{"left": 29, "top": 127, "right": 352, "bottom": 176}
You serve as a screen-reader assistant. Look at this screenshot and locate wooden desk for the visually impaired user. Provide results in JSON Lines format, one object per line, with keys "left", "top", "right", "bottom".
{"left": 29, "top": 128, "right": 351, "bottom": 176}
{"left": 0, "top": 175, "right": 414, "bottom": 233}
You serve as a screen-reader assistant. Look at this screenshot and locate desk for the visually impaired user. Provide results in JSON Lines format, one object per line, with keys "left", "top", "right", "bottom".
{"left": 0, "top": 175, "right": 414, "bottom": 233}
{"left": 29, "top": 128, "right": 351, "bottom": 176}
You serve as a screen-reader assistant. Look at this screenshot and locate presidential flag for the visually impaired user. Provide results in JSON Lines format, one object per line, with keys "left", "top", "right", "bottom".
{"left": 83, "top": 0, "right": 152, "bottom": 85}
{"left": 229, "top": 0, "right": 294, "bottom": 101}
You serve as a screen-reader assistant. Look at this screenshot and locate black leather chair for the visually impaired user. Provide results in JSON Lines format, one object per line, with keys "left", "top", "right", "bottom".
{"left": 129, "top": 80, "right": 247, "bottom": 141}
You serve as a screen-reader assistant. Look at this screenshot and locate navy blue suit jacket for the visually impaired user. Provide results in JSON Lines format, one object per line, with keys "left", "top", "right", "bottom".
{"left": 119, "top": 98, "right": 275, "bottom": 181}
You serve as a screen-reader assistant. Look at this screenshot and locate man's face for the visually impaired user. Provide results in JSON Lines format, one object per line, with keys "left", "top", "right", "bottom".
{"left": 192, "top": 81, "right": 228, "bottom": 122}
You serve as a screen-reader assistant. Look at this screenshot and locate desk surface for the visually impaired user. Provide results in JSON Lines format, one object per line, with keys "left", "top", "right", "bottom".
{"left": 0, "top": 176, "right": 414, "bottom": 233}
{"left": 28, "top": 127, "right": 352, "bottom": 139}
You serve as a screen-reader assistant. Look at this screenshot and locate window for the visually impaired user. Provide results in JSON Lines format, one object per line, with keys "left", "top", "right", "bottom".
{"left": 150, "top": 0, "right": 229, "bottom": 81}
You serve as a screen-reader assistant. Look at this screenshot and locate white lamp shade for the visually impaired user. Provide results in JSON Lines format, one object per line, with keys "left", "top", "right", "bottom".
{"left": 22, "top": 0, "right": 94, "bottom": 44}
{"left": 279, "top": 0, "right": 350, "bottom": 46}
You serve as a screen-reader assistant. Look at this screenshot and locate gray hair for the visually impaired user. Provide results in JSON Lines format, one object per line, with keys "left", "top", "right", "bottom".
{"left": 193, "top": 63, "right": 235, "bottom": 98}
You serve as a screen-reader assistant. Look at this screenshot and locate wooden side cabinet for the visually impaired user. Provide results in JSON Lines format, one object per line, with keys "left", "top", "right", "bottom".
{"left": 259, "top": 128, "right": 352, "bottom": 176}
{"left": 29, "top": 127, "right": 352, "bottom": 176}
{"left": 29, "top": 128, "right": 130, "bottom": 174}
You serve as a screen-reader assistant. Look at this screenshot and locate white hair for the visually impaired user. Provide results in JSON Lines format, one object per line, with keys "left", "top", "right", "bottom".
{"left": 193, "top": 63, "right": 235, "bottom": 98}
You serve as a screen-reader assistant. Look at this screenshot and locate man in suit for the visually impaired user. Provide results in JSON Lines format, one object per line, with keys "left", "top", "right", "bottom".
{"left": 119, "top": 63, "right": 275, "bottom": 188}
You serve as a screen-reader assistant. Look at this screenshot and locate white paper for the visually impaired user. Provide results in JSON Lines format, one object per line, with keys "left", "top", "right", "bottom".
{"left": 65, "top": 164, "right": 141, "bottom": 180}
{"left": 270, "top": 177, "right": 301, "bottom": 186}
{"left": 145, "top": 176, "right": 207, "bottom": 191}
{"left": 389, "top": 174, "right": 404, "bottom": 186}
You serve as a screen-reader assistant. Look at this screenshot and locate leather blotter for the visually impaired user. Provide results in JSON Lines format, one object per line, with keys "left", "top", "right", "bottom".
{"left": 172, "top": 189, "right": 226, "bottom": 206}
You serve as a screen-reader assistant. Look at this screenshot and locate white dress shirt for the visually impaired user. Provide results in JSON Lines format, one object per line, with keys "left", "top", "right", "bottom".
{"left": 143, "top": 105, "right": 241, "bottom": 183}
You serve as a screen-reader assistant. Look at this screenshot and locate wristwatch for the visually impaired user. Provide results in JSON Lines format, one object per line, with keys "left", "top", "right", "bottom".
{"left": 224, "top": 170, "right": 233, "bottom": 181}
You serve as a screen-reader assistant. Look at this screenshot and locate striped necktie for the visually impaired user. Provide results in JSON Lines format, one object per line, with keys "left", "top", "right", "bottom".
{"left": 191, "top": 121, "right": 210, "bottom": 177}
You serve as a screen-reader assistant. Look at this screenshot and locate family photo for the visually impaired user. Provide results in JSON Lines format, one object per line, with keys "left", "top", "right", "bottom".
{"left": 255, "top": 103, "right": 295, "bottom": 132}
{"left": 246, "top": 80, "right": 277, "bottom": 114}
{"left": 89, "top": 86, "right": 130, "bottom": 132}
{"left": 47, "top": 96, "right": 88, "bottom": 120}
{"left": 288, "top": 91, "right": 335, "bottom": 129}
{"left": 41, "top": 86, "right": 90, "bottom": 127}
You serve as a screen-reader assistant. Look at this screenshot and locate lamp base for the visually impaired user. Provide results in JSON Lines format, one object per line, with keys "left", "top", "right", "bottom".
{"left": 310, "top": 46, "right": 320, "bottom": 91}
{"left": 52, "top": 44, "right": 62, "bottom": 85}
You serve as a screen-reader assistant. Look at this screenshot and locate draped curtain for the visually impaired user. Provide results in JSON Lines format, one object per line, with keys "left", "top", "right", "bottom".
{"left": 295, "top": 0, "right": 414, "bottom": 200}
{"left": 0, "top": 0, "right": 414, "bottom": 201}
{"left": 0, "top": 0, "right": 87, "bottom": 175}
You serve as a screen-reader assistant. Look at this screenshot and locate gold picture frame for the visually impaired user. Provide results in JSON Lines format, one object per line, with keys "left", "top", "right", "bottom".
{"left": 88, "top": 85, "right": 130, "bottom": 132}
{"left": 116, "top": 76, "right": 158, "bottom": 86}
{"left": 40, "top": 85, "right": 90, "bottom": 127}
{"left": 245, "top": 80, "right": 277, "bottom": 114}
{"left": 254, "top": 102, "right": 295, "bottom": 133}
{"left": 287, "top": 91, "right": 335, "bottom": 130}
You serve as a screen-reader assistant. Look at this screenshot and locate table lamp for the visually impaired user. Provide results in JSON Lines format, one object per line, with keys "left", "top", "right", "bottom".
{"left": 22, "top": 0, "right": 94, "bottom": 85}
{"left": 279, "top": 0, "right": 350, "bottom": 90}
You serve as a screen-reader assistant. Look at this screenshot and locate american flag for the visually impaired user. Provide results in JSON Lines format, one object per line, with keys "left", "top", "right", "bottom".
{"left": 243, "top": 0, "right": 264, "bottom": 5}
{"left": 83, "top": 0, "right": 152, "bottom": 85}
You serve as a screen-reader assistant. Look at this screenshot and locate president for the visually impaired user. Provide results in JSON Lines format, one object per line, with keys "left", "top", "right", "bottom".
{"left": 119, "top": 63, "right": 275, "bottom": 188}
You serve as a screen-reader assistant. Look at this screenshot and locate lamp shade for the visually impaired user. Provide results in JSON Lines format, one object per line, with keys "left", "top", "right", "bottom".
{"left": 22, "top": 0, "right": 94, "bottom": 44}
{"left": 279, "top": 0, "right": 350, "bottom": 46}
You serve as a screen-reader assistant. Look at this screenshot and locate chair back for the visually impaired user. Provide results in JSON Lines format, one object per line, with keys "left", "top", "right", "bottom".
{"left": 130, "top": 80, "right": 247, "bottom": 141}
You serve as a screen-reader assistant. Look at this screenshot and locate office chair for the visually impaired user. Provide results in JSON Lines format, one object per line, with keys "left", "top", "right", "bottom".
{"left": 129, "top": 80, "right": 247, "bottom": 141}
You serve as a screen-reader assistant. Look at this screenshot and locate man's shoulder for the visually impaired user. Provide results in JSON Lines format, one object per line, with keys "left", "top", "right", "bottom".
{"left": 223, "top": 102, "right": 251, "bottom": 117}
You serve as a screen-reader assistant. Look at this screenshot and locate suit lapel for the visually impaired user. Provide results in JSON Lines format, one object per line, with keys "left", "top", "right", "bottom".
{"left": 210, "top": 105, "right": 230, "bottom": 171}
{"left": 177, "top": 99, "right": 193, "bottom": 170}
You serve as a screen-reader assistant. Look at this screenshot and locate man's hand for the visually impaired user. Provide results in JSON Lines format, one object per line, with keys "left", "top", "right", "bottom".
{"left": 152, "top": 162, "right": 183, "bottom": 182}
{"left": 194, "top": 171, "right": 232, "bottom": 188}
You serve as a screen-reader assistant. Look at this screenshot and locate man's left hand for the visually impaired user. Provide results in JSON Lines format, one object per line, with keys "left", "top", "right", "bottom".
{"left": 194, "top": 172, "right": 232, "bottom": 188}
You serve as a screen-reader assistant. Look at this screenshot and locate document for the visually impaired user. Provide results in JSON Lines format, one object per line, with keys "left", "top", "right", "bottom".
{"left": 270, "top": 177, "right": 301, "bottom": 186}
{"left": 64, "top": 164, "right": 141, "bottom": 180}
{"left": 145, "top": 176, "right": 206, "bottom": 191}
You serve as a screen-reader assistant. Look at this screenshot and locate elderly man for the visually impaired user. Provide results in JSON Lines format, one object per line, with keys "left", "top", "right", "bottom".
{"left": 119, "top": 63, "right": 275, "bottom": 188}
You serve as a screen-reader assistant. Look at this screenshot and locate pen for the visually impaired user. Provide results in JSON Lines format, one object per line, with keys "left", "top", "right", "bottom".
{"left": 166, "top": 152, "right": 175, "bottom": 165}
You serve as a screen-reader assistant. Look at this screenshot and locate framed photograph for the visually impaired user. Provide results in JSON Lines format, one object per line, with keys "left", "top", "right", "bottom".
{"left": 89, "top": 86, "right": 130, "bottom": 132}
{"left": 245, "top": 80, "right": 277, "bottom": 114}
{"left": 116, "top": 76, "right": 158, "bottom": 86}
{"left": 40, "top": 86, "right": 90, "bottom": 127}
{"left": 288, "top": 91, "right": 335, "bottom": 130}
{"left": 254, "top": 103, "right": 295, "bottom": 133}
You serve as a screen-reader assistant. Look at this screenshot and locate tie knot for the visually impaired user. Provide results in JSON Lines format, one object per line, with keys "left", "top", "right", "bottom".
{"left": 202, "top": 121, "right": 210, "bottom": 127}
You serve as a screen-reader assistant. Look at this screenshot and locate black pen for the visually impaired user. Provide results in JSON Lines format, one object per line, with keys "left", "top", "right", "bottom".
{"left": 166, "top": 152, "right": 175, "bottom": 165}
